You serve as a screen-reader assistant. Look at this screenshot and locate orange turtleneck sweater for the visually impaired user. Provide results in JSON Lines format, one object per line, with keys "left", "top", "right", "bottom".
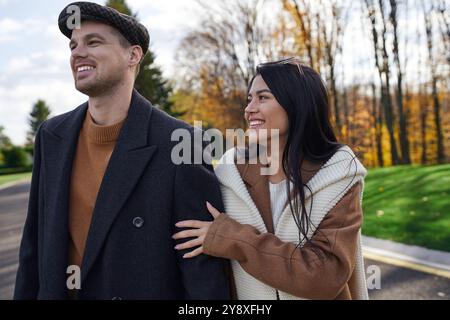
{"left": 68, "top": 111, "right": 126, "bottom": 269}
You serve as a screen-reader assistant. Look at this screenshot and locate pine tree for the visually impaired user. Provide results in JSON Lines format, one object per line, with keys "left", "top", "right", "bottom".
{"left": 106, "top": 0, "right": 182, "bottom": 117}
{"left": 134, "top": 51, "right": 183, "bottom": 117}
{"left": 26, "top": 99, "right": 51, "bottom": 146}
{"left": 0, "top": 125, "right": 12, "bottom": 150}
{"left": 105, "top": 0, "right": 132, "bottom": 15}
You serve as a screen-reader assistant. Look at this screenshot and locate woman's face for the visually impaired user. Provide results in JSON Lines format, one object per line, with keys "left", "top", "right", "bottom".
{"left": 245, "top": 75, "right": 289, "bottom": 145}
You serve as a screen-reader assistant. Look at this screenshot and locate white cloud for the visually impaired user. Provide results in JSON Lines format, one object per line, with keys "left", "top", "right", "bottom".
{"left": 0, "top": 81, "right": 86, "bottom": 145}
{"left": 0, "top": 0, "right": 12, "bottom": 7}
{"left": 125, "top": 0, "right": 208, "bottom": 78}
{"left": 0, "top": 17, "right": 22, "bottom": 32}
{"left": 1, "top": 1, "right": 198, "bottom": 145}
{"left": 0, "top": 17, "right": 22, "bottom": 42}
{"left": 0, "top": 0, "right": 202, "bottom": 144}
{"left": 0, "top": 16, "right": 83, "bottom": 145}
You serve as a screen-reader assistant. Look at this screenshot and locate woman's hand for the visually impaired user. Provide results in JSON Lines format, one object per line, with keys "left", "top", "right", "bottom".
{"left": 172, "top": 201, "right": 222, "bottom": 258}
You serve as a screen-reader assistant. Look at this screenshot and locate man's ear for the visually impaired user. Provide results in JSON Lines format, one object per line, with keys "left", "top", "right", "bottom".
{"left": 129, "top": 45, "right": 143, "bottom": 67}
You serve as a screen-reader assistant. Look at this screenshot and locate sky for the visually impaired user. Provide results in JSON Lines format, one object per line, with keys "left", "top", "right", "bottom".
{"left": 0, "top": 0, "right": 435, "bottom": 145}
{"left": 0, "top": 0, "right": 204, "bottom": 144}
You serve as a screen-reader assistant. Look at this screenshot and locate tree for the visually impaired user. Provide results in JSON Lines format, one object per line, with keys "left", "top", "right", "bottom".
{"left": 389, "top": 0, "right": 411, "bottom": 163}
{"left": 105, "top": 0, "right": 179, "bottom": 117}
{"left": 371, "top": 83, "right": 384, "bottom": 167}
{"left": 169, "top": 0, "right": 449, "bottom": 167}
{"left": 435, "top": 0, "right": 450, "bottom": 64}
{"left": 0, "top": 125, "right": 12, "bottom": 150}
{"left": 0, "top": 126, "right": 12, "bottom": 167}
{"left": 175, "top": 0, "right": 269, "bottom": 131}
{"left": 105, "top": 0, "right": 132, "bottom": 15}
{"left": 282, "top": 0, "right": 349, "bottom": 137}
{"left": 423, "top": 0, "right": 446, "bottom": 163}
{"left": 26, "top": 99, "right": 51, "bottom": 147}
{"left": 282, "top": 0, "right": 316, "bottom": 69}
{"left": 135, "top": 51, "right": 183, "bottom": 117}
{"left": 364, "top": 0, "right": 400, "bottom": 165}
{"left": 2, "top": 146, "right": 30, "bottom": 168}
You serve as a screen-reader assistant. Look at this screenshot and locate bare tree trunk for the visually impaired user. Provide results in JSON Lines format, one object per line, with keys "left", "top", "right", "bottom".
{"left": 416, "top": 8, "right": 428, "bottom": 165}
{"left": 322, "top": 21, "right": 340, "bottom": 134}
{"left": 378, "top": 0, "right": 400, "bottom": 165}
{"left": 289, "top": 0, "right": 315, "bottom": 67}
{"left": 431, "top": 76, "right": 445, "bottom": 163}
{"left": 372, "top": 83, "right": 384, "bottom": 167}
{"left": 420, "top": 92, "right": 428, "bottom": 164}
{"left": 314, "top": 12, "right": 323, "bottom": 74}
{"left": 329, "top": 60, "right": 340, "bottom": 134}
{"left": 389, "top": 0, "right": 411, "bottom": 163}
{"left": 364, "top": 0, "right": 400, "bottom": 165}
{"left": 320, "top": 0, "right": 345, "bottom": 137}
{"left": 436, "top": 0, "right": 450, "bottom": 64}
{"left": 342, "top": 88, "right": 350, "bottom": 142}
{"left": 423, "top": 1, "right": 446, "bottom": 163}
{"left": 350, "top": 86, "right": 358, "bottom": 147}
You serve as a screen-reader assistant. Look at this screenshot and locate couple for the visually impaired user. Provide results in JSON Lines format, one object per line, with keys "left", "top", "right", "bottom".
{"left": 14, "top": 2, "right": 368, "bottom": 300}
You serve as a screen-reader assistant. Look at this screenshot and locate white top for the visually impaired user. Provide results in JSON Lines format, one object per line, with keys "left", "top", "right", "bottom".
{"left": 269, "top": 179, "right": 289, "bottom": 228}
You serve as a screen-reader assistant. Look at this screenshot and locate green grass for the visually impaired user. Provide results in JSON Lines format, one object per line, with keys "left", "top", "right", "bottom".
{"left": 0, "top": 172, "right": 32, "bottom": 186}
{"left": 362, "top": 163, "right": 450, "bottom": 252}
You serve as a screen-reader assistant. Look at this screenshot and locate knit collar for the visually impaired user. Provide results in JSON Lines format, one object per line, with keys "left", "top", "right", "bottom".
{"left": 215, "top": 146, "right": 367, "bottom": 234}
{"left": 220, "top": 146, "right": 366, "bottom": 198}
{"left": 236, "top": 157, "right": 322, "bottom": 189}
{"left": 233, "top": 152, "right": 322, "bottom": 234}
{"left": 84, "top": 111, "right": 126, "bottom": 144}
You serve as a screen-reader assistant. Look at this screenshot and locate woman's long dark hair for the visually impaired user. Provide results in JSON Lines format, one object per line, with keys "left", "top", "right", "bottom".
{"left": 249, "top": 60, "right": 342, "bottom": 260}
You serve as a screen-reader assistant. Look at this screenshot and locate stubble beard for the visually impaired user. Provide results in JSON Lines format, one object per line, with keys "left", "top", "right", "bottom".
{"left": 75, "top": 69, "right": 124, "bottom": 97}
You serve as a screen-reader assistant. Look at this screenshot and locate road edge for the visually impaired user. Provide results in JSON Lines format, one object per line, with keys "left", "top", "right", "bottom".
{"left": 362, "top": 236, "right": 450, "bottom": 279}
{"left": 0, "top": 179, "right": 32, "bottom": 192}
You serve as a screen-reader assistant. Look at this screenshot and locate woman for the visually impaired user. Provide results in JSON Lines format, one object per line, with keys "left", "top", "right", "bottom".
{"left": 172, "top": 57, "right": 368, "bottom": 300}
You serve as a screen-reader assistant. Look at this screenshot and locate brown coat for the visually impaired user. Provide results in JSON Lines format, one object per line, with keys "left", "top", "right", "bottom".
{"left": 203, "top": 160, "right": 363, "bottom": 300}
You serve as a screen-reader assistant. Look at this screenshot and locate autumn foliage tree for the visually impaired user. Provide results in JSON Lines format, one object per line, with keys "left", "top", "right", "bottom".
{"left": 173, "top": 0, "right": 449, "bottom": 167}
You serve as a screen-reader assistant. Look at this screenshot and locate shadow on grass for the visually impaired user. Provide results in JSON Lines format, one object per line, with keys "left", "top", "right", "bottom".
{"left": 362, "top": 164, "right": 450, "bottom": 251}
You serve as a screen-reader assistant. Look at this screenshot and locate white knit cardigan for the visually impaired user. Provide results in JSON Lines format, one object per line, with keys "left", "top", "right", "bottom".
{"left": 214, "top": 145, "right": 369, "bottom": 300}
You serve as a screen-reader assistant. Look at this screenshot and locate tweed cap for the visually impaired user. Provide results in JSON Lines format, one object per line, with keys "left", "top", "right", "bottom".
{"left": 58, "top": 1, "right": 149, "bottom": 54}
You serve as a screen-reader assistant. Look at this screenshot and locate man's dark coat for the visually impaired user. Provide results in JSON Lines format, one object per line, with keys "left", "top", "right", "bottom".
{"left": 14, "top": 90, "right": 230, "bottom": 300}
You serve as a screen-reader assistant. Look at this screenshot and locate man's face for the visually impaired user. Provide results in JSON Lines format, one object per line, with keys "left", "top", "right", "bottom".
{"left": 69, "top": 21, "right": 130, "bottom": 97}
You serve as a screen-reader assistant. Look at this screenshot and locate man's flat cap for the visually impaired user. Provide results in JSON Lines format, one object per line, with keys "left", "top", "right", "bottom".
{"left": 58, "top": 1, "right": 149, "bottom": 54}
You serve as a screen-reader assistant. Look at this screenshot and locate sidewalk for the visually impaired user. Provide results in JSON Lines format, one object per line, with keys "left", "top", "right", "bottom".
{"left": 0, "top": 179, "right": 31, "bottom": 191}
{"left": 362, "top": 235, "right": 450, "bottom": 279}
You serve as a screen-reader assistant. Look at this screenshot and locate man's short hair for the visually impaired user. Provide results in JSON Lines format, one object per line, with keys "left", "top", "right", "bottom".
{"left": 110, "top": 27, "right": 142, "bottom": 79}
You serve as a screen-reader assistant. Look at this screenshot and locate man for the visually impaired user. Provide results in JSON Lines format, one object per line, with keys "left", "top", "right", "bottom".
{"left": 14, "top": 1, "right": 229, "bottom": 300}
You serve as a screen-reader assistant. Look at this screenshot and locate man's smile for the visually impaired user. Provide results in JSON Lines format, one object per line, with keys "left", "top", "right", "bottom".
{"left": 76, "top": 65, "right": 96, "bottom": 79}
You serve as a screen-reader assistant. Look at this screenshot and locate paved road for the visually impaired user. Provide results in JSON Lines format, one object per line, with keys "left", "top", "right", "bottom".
{"left": 364, "top": 258, "right": 449, "bottom": 299}
{"left": 0, "top": 181, "right": 30, "bottom": 299}
{"left": 1, "top": 181, "right": 449, "bottom": 300}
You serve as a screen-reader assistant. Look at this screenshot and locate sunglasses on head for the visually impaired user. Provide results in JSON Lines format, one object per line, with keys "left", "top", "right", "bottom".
{"left": 257, "top": 57, "right": 306, "bottom": 76}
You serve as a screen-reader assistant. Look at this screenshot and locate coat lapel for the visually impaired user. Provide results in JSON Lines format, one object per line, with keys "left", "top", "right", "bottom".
{"left": 42, "top": 102, "right": 88, "bottom": 295}
{"left": 236, "top": 162, "right": 274, "bottom": 234}
{"left": 215, "top": 149, "right": 268, "bottom": 233}
{"left": 81, "top": 90, "right": 157, "bottom": 282}
{"left": 231, "top": 149, "right": 323, "bottom": 235}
